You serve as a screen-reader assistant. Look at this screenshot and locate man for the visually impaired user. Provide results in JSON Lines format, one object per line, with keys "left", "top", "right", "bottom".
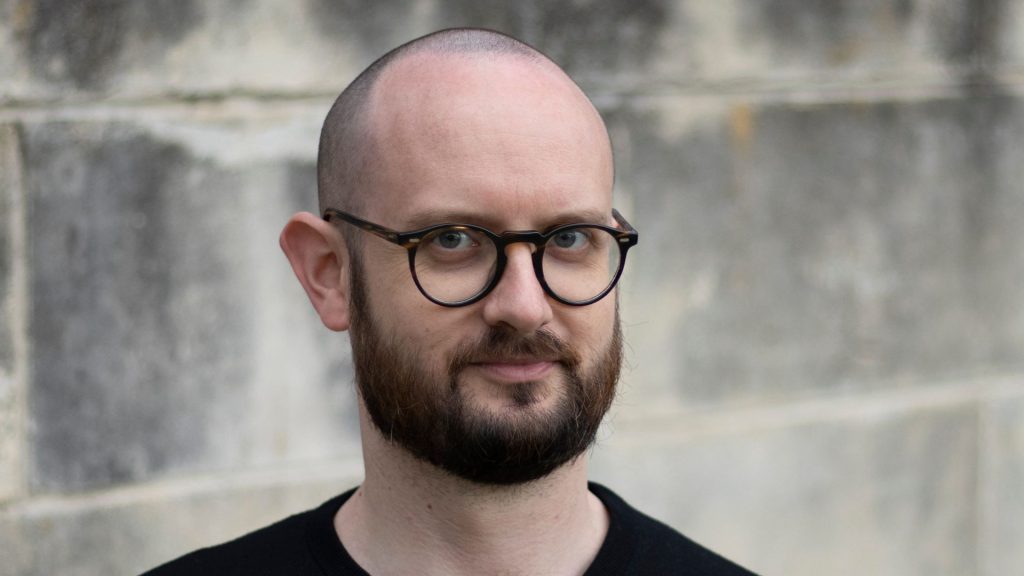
{"left": 146, "top": 28, "right": 755, "bottom": 575}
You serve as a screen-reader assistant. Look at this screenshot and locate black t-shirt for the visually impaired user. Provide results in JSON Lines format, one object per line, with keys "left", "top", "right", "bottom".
{"left": 143, "top": 482, "right": 756, "bottom": 575}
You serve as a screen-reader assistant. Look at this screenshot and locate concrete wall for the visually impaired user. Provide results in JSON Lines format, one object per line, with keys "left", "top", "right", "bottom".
{"left": 1, "top": 1, "right": 1022, "bottom": 574}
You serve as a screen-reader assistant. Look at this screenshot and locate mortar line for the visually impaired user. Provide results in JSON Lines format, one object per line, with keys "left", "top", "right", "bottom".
{"left": 608, "top": 372, "right": 1024, "bottom": 445}
{"left": 1, "top": 69, "right": 1023, "bottom": 119}
{"left": 1, "top": 456, "right": 365, "bottom": 517}
{"left": 596, "top": 77, "right": 1024, "bottom": 108}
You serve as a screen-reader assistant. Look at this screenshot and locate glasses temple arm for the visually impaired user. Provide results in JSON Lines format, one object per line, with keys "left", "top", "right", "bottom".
{"left": 323, "top": 209, "right": 403, "bottom": 244}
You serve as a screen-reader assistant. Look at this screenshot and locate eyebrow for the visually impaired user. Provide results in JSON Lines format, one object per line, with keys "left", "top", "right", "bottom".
{"left": 400, "top": 207, "right": 613, "bottom": 232}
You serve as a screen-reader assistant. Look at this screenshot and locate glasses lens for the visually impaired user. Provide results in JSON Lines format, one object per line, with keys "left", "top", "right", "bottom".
{"left": 541, "top": 226, "right": 622, "bottom": 303}
{"left": 414, "top": 226, "right": 498, "bottom": 303}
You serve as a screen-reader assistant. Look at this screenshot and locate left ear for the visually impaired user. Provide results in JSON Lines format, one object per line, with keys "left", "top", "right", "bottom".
{"left": 279, "top": 211, "right": 351, "bottom": 331}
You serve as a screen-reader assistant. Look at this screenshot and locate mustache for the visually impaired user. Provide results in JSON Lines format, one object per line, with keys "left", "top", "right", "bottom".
{"left": 447, "top": 328, "right": 582, "bottom": 375}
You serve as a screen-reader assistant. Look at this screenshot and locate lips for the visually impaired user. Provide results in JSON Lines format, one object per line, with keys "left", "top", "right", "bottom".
{"left": 468, "top": 358, "right": 558, "bottom": 382}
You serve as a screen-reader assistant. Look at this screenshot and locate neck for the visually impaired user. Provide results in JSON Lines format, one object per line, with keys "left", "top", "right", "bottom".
{"left": 335, "top": 408, "right": 609, "bottom": 576}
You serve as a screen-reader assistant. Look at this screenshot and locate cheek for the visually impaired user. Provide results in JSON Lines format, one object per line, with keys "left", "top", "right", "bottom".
{"left": 569, "top": 297, "right": 617, "bottom": 355}
{"left": 362, "top": 257, "right": 477, "bottom": 363}
{"left": 360, "top": 246, "right": 421, "bottom": 319}
{"left": 376, "top": 250, "right": 415, "bottom": 292}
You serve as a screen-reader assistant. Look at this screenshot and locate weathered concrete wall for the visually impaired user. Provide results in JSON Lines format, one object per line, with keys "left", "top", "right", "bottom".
{"left": 1, "top": 1, "right": 1022, "bottom": 575}
{"left": 0, "top": 123, "right": 25, "bottom": 503}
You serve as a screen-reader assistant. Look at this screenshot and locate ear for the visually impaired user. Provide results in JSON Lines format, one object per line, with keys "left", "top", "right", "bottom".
{"left": 280, "top": 212, "right": 351, "bottom": 331}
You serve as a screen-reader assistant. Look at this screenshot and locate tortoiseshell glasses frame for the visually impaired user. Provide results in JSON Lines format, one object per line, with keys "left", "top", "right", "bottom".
{"left": 322, "top": 208, "right": 638, "bottom": 307}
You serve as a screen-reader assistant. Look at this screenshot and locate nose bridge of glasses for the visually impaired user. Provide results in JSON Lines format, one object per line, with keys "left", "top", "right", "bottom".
{"left": 493, "top": 232, "right": 546, "bottom": 287}
{"left": 490, "top": 235, "right": 547, "bottom": 302}
{"left": 496, "top": 230, "right": 547, "bottom": 254}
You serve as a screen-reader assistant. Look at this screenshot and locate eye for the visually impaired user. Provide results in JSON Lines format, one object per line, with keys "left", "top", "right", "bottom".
{"left": 430, "top": 228, "right": 477, "bottom": 251}
{"left": 551, "top": 229, "right": 589, "bottom": 250}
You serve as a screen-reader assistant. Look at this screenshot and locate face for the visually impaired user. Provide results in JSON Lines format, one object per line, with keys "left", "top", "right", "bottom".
{"left": 347, "top": 53, "right": 620, "bottom": 485}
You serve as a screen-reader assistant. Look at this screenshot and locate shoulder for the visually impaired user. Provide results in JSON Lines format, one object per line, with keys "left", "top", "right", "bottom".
{"left": 141, "top": 492, "right": 351, "bottom": 576}
{"left": 588, "top": 482, "right": 758, "bottom": 576}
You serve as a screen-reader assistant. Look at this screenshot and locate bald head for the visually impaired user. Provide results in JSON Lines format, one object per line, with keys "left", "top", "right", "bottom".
{"left": 317, "top": 29, "right": 611, "bottom": 221}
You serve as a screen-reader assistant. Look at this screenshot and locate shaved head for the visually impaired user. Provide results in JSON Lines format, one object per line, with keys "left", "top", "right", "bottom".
{"left": 316, "top": 28, "right": 609, "bottom": 227}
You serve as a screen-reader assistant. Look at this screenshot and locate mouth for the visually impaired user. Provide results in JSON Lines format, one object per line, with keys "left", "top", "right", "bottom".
{"left": 467, "top": 357, "right": 558, "bottom": 382}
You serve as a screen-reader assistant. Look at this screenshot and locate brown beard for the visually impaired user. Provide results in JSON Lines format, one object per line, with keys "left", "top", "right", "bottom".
{"left": 347, "top": 252, "right": 622, "bottom": 485}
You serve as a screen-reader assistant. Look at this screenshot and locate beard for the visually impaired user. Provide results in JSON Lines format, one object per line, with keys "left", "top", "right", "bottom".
{"left": 347, "top": 253, "right": 622, "bottom": 486}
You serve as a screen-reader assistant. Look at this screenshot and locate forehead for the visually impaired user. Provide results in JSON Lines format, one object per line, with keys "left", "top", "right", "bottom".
{"left": 362, "top": 52, "right": 614, "bottom": 229}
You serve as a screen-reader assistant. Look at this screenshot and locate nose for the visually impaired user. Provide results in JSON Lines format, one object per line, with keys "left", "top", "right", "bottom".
{"left": 480, "top": 243, "right": 553, "bottom": 334}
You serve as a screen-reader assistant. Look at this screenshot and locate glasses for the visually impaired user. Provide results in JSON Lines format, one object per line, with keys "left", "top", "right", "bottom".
{"left": 323, "top": 208, "right": 638, "bottom": 307}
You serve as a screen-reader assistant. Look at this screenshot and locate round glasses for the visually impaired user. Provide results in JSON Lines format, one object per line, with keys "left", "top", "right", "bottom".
{"left": 323, "top": 208, "right": 638, "bottom": 307}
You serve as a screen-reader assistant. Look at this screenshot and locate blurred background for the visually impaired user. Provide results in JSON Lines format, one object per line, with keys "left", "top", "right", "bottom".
{"left": 1, "top": 1, "right": 1023, "bottom": 574}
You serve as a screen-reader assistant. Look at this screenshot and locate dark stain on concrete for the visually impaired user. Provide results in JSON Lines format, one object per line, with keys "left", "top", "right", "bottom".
{"left": 309, "top": 0, "right": 670, "bottom": 80}
{"left": 0, "top": 128, "right": 14, "bottom": 370}
{"left": 23, "top": 122, "right": 252, "bottom": 490}
{"left": 956, "top": 96, "right": 1010, "bottom": 246}
{"left": 932, "top": 0, "right": 1004, "bottom": 67}
{"left": 752, "top": 0, "right": 850, "bottom": 44}
{"left": 307, "top": 0, "right": 426, "bottom": 63}
{"left": 744, "top": 0, "right": 915, "bottom": 66}
{"left": 17, "top": 0, "right": 198, "bottom": 90}
{"left": 532, "top": 0, "right": 672, "bottom": 75}
{"left": 893, "top": 0, "right": 915, "bottom": 20}
{"left": 950, "top": 96, "right": 1024, "bottom": 364}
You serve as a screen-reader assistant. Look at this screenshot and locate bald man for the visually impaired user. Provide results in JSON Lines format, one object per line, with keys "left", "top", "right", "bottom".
{"left": 144, "top": 28, "right": 756, "bottom": 576}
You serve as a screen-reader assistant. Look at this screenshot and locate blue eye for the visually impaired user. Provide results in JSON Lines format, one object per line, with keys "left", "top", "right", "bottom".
{"left": 552, "top": 229, "right": 589, "bottom": 250}
{"left": 433, "top": 229, "right": 474, "bottom": 250}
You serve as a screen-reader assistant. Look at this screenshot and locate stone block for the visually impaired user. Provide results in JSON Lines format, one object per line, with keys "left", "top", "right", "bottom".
{"left": 0, "top": 0, "right": 512, "bottom": 102}
{"left": 590, "top": 399, "right": 979, "bottom": 576}
{"left": 0, "top": 124, "right": 23, "bottom": 501}
{"left": 609, "top": 94, "right": 1024, "bottom": 405}
{"left": 981, "top": 389, "right": 1024, "bottom": 575}
{"left": 4, "top": 1, "right": 1018, "bottom": 103}
{"left": 21, "top": 114, "right": 360, "bottom": 493}
{"left": 448, "top": 0, "right": 1021, "bottom": 91}
{"left": 708, "top": 0, "right": 1007, "bottom": 78}
{"left": 0, "top": 462, "right": 363, "bottom": 576}
{"left": 497, "top": 0, "right": 994, "bottom": 88}
{"left": 1006, "top": 0, "right": 1024, "bottom": 65}
{"left": 0, "top": 124, "right": 17, "bottom": 390}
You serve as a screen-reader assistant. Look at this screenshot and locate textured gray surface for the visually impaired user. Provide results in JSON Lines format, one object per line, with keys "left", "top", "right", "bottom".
{"left": 0, "top": 466, "right": 363, "bottom": 576}
{"left": 0, "top": 125, "right": 14, "bottom": 371}
{"left": 0, "top": 1, "right": 1022, "bottom": 575}
{"left": 981, "top": 392, "right": 1024, "bottom": 575}
{"left": 592, "top": 398, "right": 981, "bottom": 576}
{"left": 22, "top": 118, "right": 359, "bottom": 492}
{"left": 0, "top": 124, "right": 21, "bottom": 501}
{"left": 3, "top": 1, "right": 1022, "bottom": 102}
{"left": 614, "top": 95, "right": 1024, "bottom": 405}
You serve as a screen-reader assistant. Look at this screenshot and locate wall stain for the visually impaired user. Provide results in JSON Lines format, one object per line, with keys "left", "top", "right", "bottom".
{"left": 729, "top": 103, "right": 756, "bottom": 159}
{"left": 23, "top": 122, "right": 251, "bottom": 490}
{"left": 933, "top": 0, "right": 1003, "bottom": 67}
{"left": 0, "top": 127, "right": 14, "bottom": 370}
{"left": 306, "top": 1, "right": 670, "bottom": 81}
{"left": 16, "top": 0, "right": 198, "bottom": 90}
{"left": 308, "top": 0, "right": 424, "bottom": 61}
{"left": 533, "top": 0, "right": 672, "bottom": 74}
{"left": 745, "top": 0, "right": 915, "bottom": 66}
